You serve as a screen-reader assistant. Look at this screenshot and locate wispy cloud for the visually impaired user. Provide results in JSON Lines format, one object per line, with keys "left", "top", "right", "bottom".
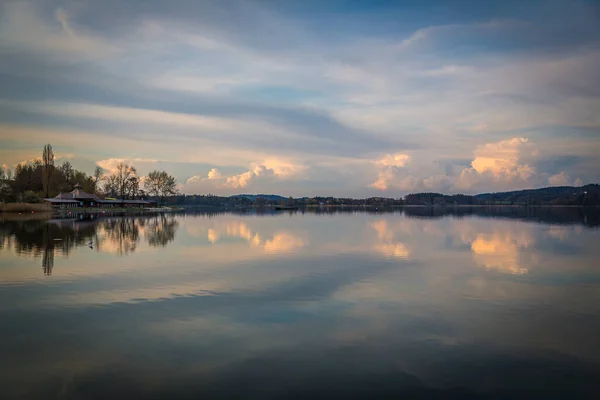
{"left": 0, "top": 0, "right": 598, "bottom": 195}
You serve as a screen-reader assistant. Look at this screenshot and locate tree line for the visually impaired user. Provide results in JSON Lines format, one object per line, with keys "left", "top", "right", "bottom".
{"left": 0, "top": 144, "right": 178, "bottom": 204}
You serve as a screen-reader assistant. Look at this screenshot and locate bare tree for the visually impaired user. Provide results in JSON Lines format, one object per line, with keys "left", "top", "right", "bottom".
{"left": 109, "top": 163, "right": 137, "bottom": 199}
{"left": 91, "top": 166, "right": 104, "bottom": 193}
{"left": 60, "top": 161, "right": 73, "bottom": 185}
{"left": 126, "top": 176, "right": 140, "bottom": 199}
{"left": 144, "top": 170, "right": 178, "bottom": 205}
{"left": 103, "top": 175, "right": 118, "bottom": 198}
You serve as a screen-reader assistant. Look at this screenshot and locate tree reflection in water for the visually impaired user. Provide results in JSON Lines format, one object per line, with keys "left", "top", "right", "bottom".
{"left": 145, "top": 214, "right": 179, "bottom": 247}
{"left": 0, "top": 218, "right": 97, "bottom": 275}
{"left": 0, "top": 214, "right": 180, "bottom": 275}
{"left": 97, "top": 218, "right": 140, "bottom": 255}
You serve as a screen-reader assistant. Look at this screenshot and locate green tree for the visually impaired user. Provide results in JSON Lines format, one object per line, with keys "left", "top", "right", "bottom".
{"left": 0, "top": 167, "right": 13, "bottom": 202}
{"left": 12, "top": 161, "right": 43, "bottom": 199}
{"left": 42, "top": 144, "right": 54, "bottom": 198}
{"left": 23, "top": 190, "right": 41, "bottom": 203}
{"left": 126, "top": 176, "right": 140, "bottom": 199}
{"left": 103, "top": 175, "right": 118, "bottom": 198}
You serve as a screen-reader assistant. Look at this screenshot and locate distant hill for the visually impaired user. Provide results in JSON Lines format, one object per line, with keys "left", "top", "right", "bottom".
{"left": 405, "top": 184, "right": 600, "bottom": 206}
{"left": 160, "top": 185, "right": 599, "bottom": 207}
{"left": 230, "top": 194, "right": 287, "bottom": 202}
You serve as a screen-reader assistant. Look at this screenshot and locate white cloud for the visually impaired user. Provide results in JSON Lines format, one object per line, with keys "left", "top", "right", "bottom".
{"left": 207, "top": 168, "right": 222, "bottom": 180}
{"left": 181, "top": 159, "right": 307, "bottom": 193}
{"left": 548, "top": 172, "right": 571, "bottom": 186}
{"left": 455, "top": 137, "right": 536, "bottom": 191}
{"left": 370, "top": 153, "right": 411, "bottom": 190}
{"left": 470, "top": 138, "right": 534, "bottom": 179}
{"left": 96, "top": 158, "right": 160, "bottom": 174}
{"left": 368, "top": 138, "right": 546, "bottom": 194}
{"left": 224, "top": 158, "right": 307, "bottom": 189}
{"left": 376, "top": 153, "right": 410, "bottom": 168}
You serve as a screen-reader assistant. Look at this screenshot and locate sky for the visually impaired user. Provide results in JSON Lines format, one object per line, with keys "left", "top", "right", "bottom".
{"left": 0, "top": 0, "right": 599, "bottom": 197}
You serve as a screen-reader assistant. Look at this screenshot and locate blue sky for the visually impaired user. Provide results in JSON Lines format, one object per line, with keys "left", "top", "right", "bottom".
{"left": 0, "top": 0, "right": 599, "bottom": 196}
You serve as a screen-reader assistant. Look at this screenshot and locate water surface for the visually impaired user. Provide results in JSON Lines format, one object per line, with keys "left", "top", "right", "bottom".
{"left": 1, "top": 208, "right": 599, "bottom": 399}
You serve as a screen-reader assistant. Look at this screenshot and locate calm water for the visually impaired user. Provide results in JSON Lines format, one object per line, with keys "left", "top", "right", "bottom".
{"left": 1, "top": 208, "right": 600, "bottom": 399}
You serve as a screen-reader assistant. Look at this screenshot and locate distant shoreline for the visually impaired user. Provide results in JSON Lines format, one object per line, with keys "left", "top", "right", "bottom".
{"left": 2, "top": 203, "right": 599, "bottom": 213}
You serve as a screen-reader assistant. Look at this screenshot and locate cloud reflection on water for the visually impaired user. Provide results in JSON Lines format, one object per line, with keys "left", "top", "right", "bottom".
{"left": 0, "top": 210, "right": 600, "bottom": 398}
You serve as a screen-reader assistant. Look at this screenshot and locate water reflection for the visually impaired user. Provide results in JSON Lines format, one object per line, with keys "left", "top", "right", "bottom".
{"left": 0, "top": 209, "right": 599, "bottom": 398}
{"left": 0, "top": 218, "right": 97, "bottom": 275}
{"left": 146, "top": 214, "right": 179, "bottom": 247}
{"left": 0, "top": 214, "right": 179, "bottom": 274}
{"left": 206, "top": 220, "right": 305, "bottom": 254}
{"left": 1, "top": 209, "right": 598, "bottom": 278}
{"left": 189, "top": 205, "right": 600, "bottom": 226}
{"left": 470, "top": 233, "right": 530, "bottom": 275}
{"left": 97, "top": 218, "right": 140, "bottom": 255}
{"left": 370, "top": 219, "right": 410, "bottom": 259}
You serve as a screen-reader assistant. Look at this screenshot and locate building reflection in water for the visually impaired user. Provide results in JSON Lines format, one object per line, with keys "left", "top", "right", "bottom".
{"left": 0, "top": 214, "right": 179, "bottom": 275}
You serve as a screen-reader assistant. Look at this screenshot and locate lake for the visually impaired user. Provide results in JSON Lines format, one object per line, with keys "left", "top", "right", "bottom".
{"left": 1, "top": 208, "right": 599, "bottom": 399}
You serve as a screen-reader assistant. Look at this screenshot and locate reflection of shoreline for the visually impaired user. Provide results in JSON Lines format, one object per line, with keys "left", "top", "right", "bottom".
{"left": 5, "top": 206, "right": 597, "bottom": 227}
{"left": 0, "top": 215, "right": 179, "bottom": 275}
{"left": 185, "top": 207, "right": 600, "bottom": 227}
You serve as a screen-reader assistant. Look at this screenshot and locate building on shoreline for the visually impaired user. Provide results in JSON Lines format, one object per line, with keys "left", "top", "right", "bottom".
{"left": 44, "top": 185, "right": 156, "bottom": 209}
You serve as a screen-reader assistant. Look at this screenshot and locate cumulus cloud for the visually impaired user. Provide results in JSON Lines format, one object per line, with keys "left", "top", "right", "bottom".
{"left": 207, "top": 168, "right": 222, "bottom": 180}
{"left": 548, "top": 172, "right": 570, "bottom": 186}
{"left": 455, "top": 137, "right": 537, "bottom": 191}
{"left": 224, "top": 158, "right": 307, "bottom": 188}
{"left": 548, "top": 171, "right": 582, "bottom": 187}
{"left": 376, "top": 153, "right": 410, "bottom": 168}
{"left": 96, "top": 158, "right": 160, "bottom": 174}
{"left": 470, "top": 138, "right": 534, "bottom": 178}
{"left": 186, "top": 168, "right": 222, "bottom": 184}
{"left": 181, "top": 159, "right": 307, "bottom": 193}
{"left": 370, "top": 153, "right": 411, "bottom": 190}
{"left": 225, "top": 165, "right": 273, "bottom": 189}
{"left": 368, "top": 138, "right": 548, "bottom": 194}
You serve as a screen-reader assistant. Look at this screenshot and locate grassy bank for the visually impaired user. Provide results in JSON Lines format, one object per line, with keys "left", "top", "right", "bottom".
{"left": 0, "top": 203, "right": 52, "bottom": 213}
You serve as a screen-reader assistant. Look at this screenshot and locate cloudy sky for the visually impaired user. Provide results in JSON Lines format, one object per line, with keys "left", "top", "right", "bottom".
{"left": 0, "top": 0, "right": 599, "bottom": 197}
